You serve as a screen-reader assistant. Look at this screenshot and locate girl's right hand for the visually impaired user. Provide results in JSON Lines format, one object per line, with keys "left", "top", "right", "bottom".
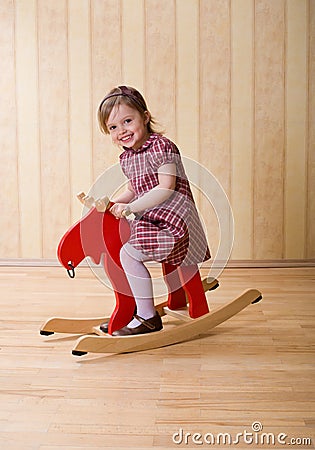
{"left": 109, "top": 203, "right": 129, "bottom": 219}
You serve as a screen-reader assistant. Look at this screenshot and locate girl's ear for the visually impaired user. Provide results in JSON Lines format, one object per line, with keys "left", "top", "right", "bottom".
{"left": 143, "top": 111, "right": 151, "bottom": 125}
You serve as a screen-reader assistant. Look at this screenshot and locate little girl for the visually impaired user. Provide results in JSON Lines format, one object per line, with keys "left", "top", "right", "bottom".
{"left": 97, "top": 86, "right": 210, "bottom": 336}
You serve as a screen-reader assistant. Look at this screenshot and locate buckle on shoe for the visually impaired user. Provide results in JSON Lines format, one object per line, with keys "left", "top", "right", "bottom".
{"left": 133, "top": 314, "right": 156, "bottom": 330}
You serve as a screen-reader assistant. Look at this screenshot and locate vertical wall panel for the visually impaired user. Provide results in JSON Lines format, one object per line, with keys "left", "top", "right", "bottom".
{"left": 175, "top": 0, "right": 201, "bottom": 227}
{"left": 199, "top": 0, "right": 231, "bottom": 194}
{"left": 15, "top": 0, "right": 42, "bottom": 257}
{"left": 285, "top": 0, "right": 308, "bottom": 258}
{"left": 307, "top": 0, "right": 315, "bottom": 258}
{"left": 145, "top": 0, "right": 176, "bottom": 140}
{"left": 91, "top": 1, "right": 122, "bottom": 181}
{"left": 38, "top": 0, "right": 70, "bottom": 258}
{"left": 121, "top": 0, "right": 145, "bottom": 92}
{"left": 254, "top": 0, "right": 285, "bottom": 259}
{"left": 199, "top": 0, "right": 231, "bottom": 260}
{"left": 230, "top": 0, "right": 254, "bottom": 259}
{"left": 0, "top": 1, "right": 20, "bottom": 257}
{"left": 68, "top": 0, "right": 92, "bottom": 221}
{"left": 176, "top": 0, "right": 199, "bottom": 160}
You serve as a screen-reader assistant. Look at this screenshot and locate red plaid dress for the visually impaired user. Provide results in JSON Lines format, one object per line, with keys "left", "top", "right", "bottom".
{"left": 119, "top": 133, "right": 211, "bottom": 266}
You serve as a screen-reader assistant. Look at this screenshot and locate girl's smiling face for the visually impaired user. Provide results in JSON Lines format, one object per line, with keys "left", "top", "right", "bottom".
{"left": 106, "top": 103, "right": 150, "bottom": 150}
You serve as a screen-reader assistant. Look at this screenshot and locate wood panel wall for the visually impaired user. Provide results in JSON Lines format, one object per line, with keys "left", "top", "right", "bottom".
{"left": 0, "top": 0, "right": 313, "bottom": 261}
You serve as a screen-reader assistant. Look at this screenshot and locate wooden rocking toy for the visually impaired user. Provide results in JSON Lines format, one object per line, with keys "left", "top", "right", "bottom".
{"left": 40, "top": 193, "right": 262, "bottom": 356}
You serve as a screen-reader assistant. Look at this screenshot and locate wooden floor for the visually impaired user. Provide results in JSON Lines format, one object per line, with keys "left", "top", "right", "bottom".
{"left": 0, "top": 265, "right": 314, "bottom": 449}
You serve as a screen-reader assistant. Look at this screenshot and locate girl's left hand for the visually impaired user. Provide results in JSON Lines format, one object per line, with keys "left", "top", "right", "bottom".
{"left": 109, "top": 203, "right": 128, "bottom": 219}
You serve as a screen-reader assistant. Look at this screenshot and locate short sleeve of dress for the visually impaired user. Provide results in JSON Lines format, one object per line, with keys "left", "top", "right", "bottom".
{"left": 150, "top": 136, "right": 180, "bottom": 171}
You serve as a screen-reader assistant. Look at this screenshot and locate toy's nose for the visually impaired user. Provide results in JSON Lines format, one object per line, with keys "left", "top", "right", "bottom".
{"left": 57, "top": 219, "right": 86, "bottom": 274}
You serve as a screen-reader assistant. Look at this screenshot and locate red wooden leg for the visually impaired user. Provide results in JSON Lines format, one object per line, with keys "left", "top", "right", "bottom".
{"left": 178, "top": 265, "right": 209, "bottom": 318}
{"left": 162, "top": 262, "right": 187, "bottom": 310}
{"left": 103, "top": 253, "right": 136, "bottom": 334}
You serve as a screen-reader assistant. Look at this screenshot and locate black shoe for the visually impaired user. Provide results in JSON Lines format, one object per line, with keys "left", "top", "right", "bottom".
{"left": 100, "top": 306, "right": 138, "bottom": 333}
{"left": 99, "top": 322, "right": 109, "bottom": 333}
{"left": 112, "top": 312, "right": 163, "bottom": 336}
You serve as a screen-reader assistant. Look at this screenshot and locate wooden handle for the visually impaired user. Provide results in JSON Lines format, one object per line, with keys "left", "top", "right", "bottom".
{"left": 77, "top": 192, "right": 110, "bottom": 212}
{"left": 77, "top": 192, "right": 95, "bottom": 209}
{"left": 95, "top": 196, "right": 110, "bottom": 212}
{"left": 122, "top": 208, "right": 136, "bottom": 220}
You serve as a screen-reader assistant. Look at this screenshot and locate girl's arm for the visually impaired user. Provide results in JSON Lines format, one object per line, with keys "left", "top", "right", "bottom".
{"left": 128, "top": 163, "right": 176, "bottom": 213}
{"left": 110, "top": 163, "right": 176, "bottom": 218}
{"left": 109, "top": 181, "right": 135, "bottom": 217}
{"left": 112, "top": 181, "right": 136, "bottom": 204}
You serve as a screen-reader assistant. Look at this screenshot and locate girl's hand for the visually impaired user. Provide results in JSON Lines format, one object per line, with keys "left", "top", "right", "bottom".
{"left": 109, "top": 203, "right": 129, "bottom": 219}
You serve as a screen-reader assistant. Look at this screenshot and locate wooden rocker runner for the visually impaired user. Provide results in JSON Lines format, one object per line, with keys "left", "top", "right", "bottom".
{"left": 40, "top": 193, "right": 262, "bottom": 356}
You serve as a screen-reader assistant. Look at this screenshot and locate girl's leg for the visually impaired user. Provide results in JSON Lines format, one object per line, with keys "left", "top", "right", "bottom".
{"left": 119, "top": 243, "right": 156, "bottom": 328}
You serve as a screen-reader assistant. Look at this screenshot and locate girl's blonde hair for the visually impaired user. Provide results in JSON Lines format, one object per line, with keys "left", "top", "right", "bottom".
{"left": 97, "top": 85, "right": 161, "bottom": 135}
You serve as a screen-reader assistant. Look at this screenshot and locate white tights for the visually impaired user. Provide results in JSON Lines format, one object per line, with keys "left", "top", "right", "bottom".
{"left": 120, "top": 243, "right": 156, "bottom": 328}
